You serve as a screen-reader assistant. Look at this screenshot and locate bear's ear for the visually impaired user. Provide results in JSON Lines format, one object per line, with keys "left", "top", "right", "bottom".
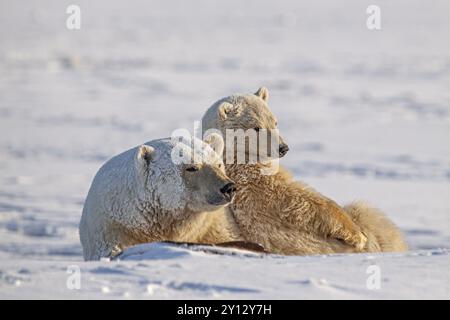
{"left": 255, "top": 86, "right": 269, "bottom": 102}
{"left": 218, "top": 102, "right": 241, "bottom": 120}
{"left": 204, "top": 132, "right": 224, "bottom": 157}
{"left": 135, "top": 145, "right": 155, "bottom": 169}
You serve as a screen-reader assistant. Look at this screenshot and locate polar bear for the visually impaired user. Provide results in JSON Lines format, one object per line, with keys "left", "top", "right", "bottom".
{"left": 201, "top": 87, "right": 407, "bottom": 255}
{"left": 79, "top": 135, "right": 242, "bottom": 260}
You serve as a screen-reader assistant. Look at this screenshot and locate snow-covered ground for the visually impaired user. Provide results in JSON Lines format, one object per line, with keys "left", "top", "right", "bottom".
{"left": 0, "top": 0, "right": 449, "bottom": 299}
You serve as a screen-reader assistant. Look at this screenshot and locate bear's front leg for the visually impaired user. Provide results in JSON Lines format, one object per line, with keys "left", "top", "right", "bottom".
{"left": 320, "top": 202, "right": 368, "bottom": 251}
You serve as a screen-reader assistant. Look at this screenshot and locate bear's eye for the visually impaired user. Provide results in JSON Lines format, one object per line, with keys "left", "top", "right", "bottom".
{"left": 186, "top": 166, "right": 199, "bottom": 172}
{"left": 255, "top": 127, "right": 261, "bottom": 132}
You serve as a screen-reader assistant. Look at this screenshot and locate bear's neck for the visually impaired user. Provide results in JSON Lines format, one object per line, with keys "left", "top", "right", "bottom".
{"left": 224, "top": 162, "right": 288, "bottom": 184}
{"left": 224, "top": 162, "right": 290, "bottom": 225}
{"left": 120, "top": 203, "right": 198, "bottom": 244}
{"left": 225, "top": 163, "right": 266, "bottom": 183}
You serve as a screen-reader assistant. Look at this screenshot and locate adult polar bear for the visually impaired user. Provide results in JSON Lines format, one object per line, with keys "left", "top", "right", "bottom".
{"left": 79, "top": 135, "right": 241, "bottom": 260}
{"left": 202, "top": 87, "right": 408, "bottom": 255}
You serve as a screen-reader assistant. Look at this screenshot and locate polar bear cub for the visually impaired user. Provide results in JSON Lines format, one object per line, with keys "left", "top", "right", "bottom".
{"left": 202, "top": 87, "right": 407, "bottom": 255}
{"left": 79, "top": 135, "right": 241, "bottom": 260}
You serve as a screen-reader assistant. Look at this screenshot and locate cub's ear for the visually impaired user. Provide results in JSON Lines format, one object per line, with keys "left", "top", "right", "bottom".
{"left": 255, "top": 86, "right": 269, "bottom": 102}
{"left": 218, "top": 102, "right": 241, "bottom": 120}
{"left": 135, "top": 145, "right": 155, "bottom": 170}
{"left": 204, "top": 132, "right": 224, "bottom": 157}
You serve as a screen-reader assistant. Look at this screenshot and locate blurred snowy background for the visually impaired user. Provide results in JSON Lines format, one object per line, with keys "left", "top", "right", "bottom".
{"left": 0, "top": 0, "right": 449, "bottom": 299}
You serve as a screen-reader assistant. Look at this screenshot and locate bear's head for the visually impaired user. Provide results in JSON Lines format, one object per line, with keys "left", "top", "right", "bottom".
{"left": 134, "top": 134, "right": 235, "bottom": 215}
{"left": 201, "top": 87, "right": 289, "bottom": 165}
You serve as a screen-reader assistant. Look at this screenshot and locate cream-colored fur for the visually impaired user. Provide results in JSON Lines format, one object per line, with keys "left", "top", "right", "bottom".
{"left": 79, "top": 136, "right": 241, "bottom": 260}
{"left": 202, "top": 87, "right": 408, "bottom": 255}
{"left": 225, "top": 163, "right": 365, "bottom": 254}
{"left": 343, "top": 202, "right": 408, "bottom": 252}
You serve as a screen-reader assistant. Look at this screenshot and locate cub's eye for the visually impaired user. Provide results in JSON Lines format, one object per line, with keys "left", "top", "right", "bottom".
{"left": 255, "top": 127, "right": 261, "bottom": 132}
{"left": 186, "top": 166, "right": 199, "bottom": 172}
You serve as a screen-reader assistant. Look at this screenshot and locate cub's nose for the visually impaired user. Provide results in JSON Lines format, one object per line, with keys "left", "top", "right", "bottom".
{"left": 279, "top": 143, "right": 289, "bottom": 157}
{"left": 220, "top": 182, "right": 236, "bottom": 200}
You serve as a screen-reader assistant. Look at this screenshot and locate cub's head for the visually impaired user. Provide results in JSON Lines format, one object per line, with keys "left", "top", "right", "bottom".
{"left": 201, "top": 87, "right": 289, "bottom": 164}
{"left": 134, "top": 134, "right": 235, "bottom": 215}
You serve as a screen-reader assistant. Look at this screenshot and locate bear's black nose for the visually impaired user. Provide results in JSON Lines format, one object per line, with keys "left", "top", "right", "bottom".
{"left": 220, "top": 182, "right": 236, "bottom": 199}
{"left": 279, "top": 144, "right": 289, "bottom": 157}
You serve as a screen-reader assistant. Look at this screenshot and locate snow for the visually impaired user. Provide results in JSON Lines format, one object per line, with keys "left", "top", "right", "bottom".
{"left": 2, "top": 243, "right": 449, "bottom": 299}
{"left": 0, "top": 0, "right": 449, "bottom": 299}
